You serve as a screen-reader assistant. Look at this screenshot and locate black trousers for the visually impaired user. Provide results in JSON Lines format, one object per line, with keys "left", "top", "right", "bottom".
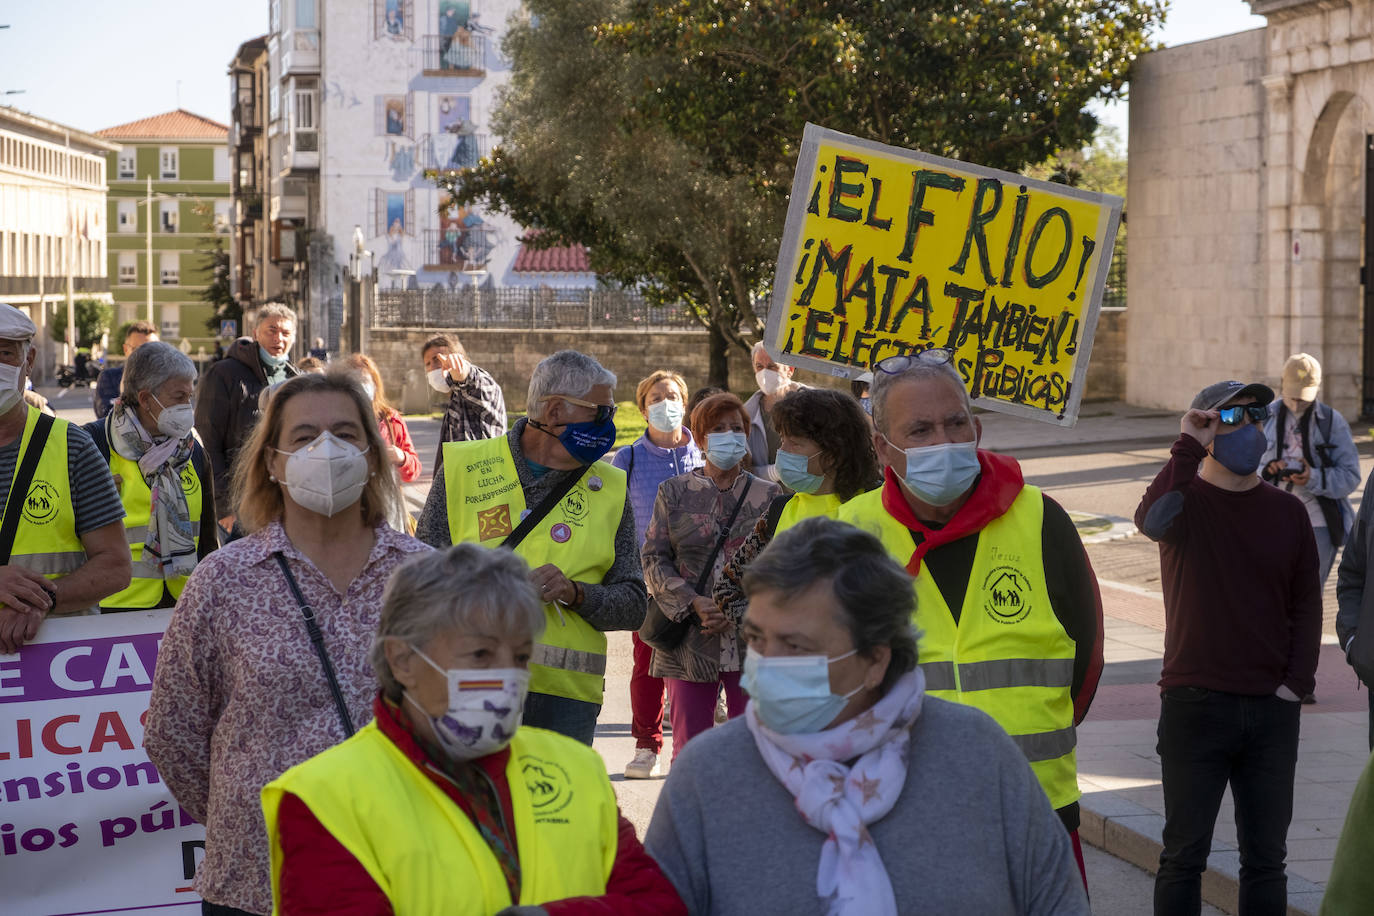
{"left": 202, "top": 904, "right": 262, "bottom": 916}
{"left": 1153, "top": 687, "right": 1301, "bottom": 916}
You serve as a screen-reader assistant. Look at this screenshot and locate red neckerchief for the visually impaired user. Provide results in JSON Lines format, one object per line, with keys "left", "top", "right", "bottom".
{"left": 880, "top": 450, "right": 1025, "bottom": 576}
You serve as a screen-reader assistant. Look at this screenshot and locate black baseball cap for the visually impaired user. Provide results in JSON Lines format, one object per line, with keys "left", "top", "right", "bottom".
{"left": 1190, "top": 380, "right": 1275, "bottom": 411}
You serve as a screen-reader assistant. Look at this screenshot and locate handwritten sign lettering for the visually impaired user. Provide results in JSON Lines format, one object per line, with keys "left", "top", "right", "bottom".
{"left": 766, "top": 124, "right": 1123, "bottom": 426}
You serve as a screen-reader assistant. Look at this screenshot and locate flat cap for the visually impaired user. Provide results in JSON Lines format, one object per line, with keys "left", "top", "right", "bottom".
{"left": 0, "top": 303, "right": 38, "bottom": 341}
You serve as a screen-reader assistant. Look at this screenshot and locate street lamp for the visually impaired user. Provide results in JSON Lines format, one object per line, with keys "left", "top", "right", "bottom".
{"left": 138, "top": 177, "right": 187, "bottom": 325}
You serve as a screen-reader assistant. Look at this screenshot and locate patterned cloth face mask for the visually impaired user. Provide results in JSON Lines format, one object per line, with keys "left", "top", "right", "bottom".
{"left": 405, "top": 645, "right": 531, "bottom": 761}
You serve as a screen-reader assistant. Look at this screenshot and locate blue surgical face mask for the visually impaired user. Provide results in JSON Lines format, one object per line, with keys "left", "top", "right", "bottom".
{"left": 259, "top": 345, "right": 287, "bottom": 369}
{"left": 1210, "top": 423, "right": 1266, "bottom": 476}
{"left": 559, "top": 419, "right": 617, "bottom": 465}
{"left": 776, "top": 448, "right": 824, "bottom": 494}
{"left": 646, "top": 399, "right": 685, "bottom": 434}
{"left": 742, "top": 649, "right": 861, "bottom": 734}
{"left": 887, "top": 437, "right": 980, "bottom": 507}
{"left": 706, "top": 431, "right": 748, "bottom": 470}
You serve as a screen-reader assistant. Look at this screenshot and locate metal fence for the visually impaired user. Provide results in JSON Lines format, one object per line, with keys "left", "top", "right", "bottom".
{"left": 1102, "top": 244, "right": 1126, "bottom": 309}
{"left": 371, "top": 287, "right": 702, "bottom": 330}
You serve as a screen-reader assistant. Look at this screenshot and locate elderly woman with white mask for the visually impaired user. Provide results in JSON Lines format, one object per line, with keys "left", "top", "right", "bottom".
{"left": 261, "top": 544, "right": 686, "bottom": 915}
{"left": 83, "top": 341, "right": 218, "bottom": 610}
{"left": 645, "top": 517, "right": 1088, "bottom": 916}
{"left": 147, "top": 371, "right": 429, "bottom": 916}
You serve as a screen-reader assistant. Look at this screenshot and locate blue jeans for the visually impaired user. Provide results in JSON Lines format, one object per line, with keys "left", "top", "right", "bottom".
{"left": 523, "top": 691, "right": 601, "bottom": 745}
{"left": 1154, "top": 687, "right": 1301, "bottom": 916}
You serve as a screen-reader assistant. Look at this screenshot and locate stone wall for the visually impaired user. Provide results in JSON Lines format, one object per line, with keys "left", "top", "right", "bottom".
{"left": 1126, "top": 30, "right": 1269, "bottom": 409}
{"left": 363, "top": 318, "right": 1127, "bottom": 415}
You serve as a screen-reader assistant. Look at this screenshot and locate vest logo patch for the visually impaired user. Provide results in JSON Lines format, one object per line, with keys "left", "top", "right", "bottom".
{"left": 561, "top": 488, "right": 588, "bottom": 524}
{"left": 983, "top": 566, "right": 1031, "bottom": 624}
{"left": 476, "top": 504, "right": 513, "bottom": 540}
{"left": 22, "top": 481, "right": 60, "bottom": 525}
{"left": 180, "top": 465, "right": 200, "bottom": 496}
{"left": 523, "top": 756, "right": 574, "bottom": 819}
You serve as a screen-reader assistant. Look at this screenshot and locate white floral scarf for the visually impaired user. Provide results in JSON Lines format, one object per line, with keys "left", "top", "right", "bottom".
{"left": 744, "top": 668, "right": 926, "bottom": 916}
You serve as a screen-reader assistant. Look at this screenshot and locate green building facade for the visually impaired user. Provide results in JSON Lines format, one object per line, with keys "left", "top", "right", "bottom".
{"left": 96, "top": 110, "right": 231, "bottom": 354}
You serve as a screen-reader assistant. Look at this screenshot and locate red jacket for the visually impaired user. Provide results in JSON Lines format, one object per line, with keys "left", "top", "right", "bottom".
{"left": 274, "top": 696, "right": 686, "bottom": 916}
{"left": 380, "top": 412, "right": 422, "bottom": 483}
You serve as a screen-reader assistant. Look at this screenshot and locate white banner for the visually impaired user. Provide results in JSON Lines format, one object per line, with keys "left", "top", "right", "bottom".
{"left": 0, "top": 609, "right": 204, "bottom": 915}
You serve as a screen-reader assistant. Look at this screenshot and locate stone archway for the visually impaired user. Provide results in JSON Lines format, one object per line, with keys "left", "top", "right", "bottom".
{"left": 1298, "top": 90, "right": 1371, "bottom": 416}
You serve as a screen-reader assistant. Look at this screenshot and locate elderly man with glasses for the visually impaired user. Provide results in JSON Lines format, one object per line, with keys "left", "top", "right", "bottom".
{"left": 1137, "top": 380, "right": 1321, "bottom": 916}
{"left": 416, "top": 349, "right": 647, "bottom": 745}
{"left": 836, "top": 347, "right": 1103, "bottom": 886}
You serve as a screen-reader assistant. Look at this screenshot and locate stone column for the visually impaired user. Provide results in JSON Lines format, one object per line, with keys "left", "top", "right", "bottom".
{"left": 1261, "top": 71, "right": 1298, "bottom": 377}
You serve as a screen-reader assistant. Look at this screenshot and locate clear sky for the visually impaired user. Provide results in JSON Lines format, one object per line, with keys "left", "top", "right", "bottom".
{"left": 0, "top": 1, "right": 1264, "bottom": 139}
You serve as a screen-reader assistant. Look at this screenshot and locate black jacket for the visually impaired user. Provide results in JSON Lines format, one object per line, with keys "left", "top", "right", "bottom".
{"left": 193, "top": 337, "right": 296, "bottom": 517}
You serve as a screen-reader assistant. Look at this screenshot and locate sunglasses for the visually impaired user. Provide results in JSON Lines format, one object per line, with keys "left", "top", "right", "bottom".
{"left": 1216, "top": 404, "right": 1268, "bottom": 425}
{"left": 549, "top": 394, "right": 617, "bottom": 425}
{"left": 874, "top": 347, "right": 956, "bottom": 375}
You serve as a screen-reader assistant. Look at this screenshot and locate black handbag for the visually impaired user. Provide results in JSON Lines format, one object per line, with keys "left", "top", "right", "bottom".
{"left": 639, "top": 477, "right": 752, "bottom": 652}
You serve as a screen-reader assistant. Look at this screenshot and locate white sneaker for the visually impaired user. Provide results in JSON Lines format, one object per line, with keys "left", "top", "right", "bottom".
{"left": 624, "top": 748, "right": 660, "bottom": 779}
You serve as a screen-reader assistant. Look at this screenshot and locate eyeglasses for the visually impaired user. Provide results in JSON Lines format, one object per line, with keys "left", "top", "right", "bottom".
{"left": 874, "top": 347, "right": 956, "bottom": 375}
{"left": 1216, "top": 404, "right": 1269, "bottom": 425}
{"left": 548, "top": 394, "right": 617, "bottom": 425}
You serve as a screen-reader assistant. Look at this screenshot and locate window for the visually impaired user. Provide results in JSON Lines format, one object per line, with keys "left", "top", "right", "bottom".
{"left": 376, "top": 93, "right": 414, "bottom": 138}
{"left": 160, "top": 148, "right": 178, "bottom": 179}
{"left": 371, "top": 188, "right": 415, "bottom": 237}
{"left": 160, "top": 252, "right": 179, "bottom": 286}
{"left": 270, "top": 84, "right": 280, "bottom": 123}
{"left": 213, "top": 148, "right": 230, "bottom": 182}
{"left": 118, "top": 253, "right": 137, "bottom": 286}
{"left": 214, "top": 200, "right": 232, "bottom": 234}
{"left": 160, "top": 305, "right": 180, "bottom": 339}
{"left": 238, "top": 151, "right": 255, "bottom": 189}
{"left": 117, "top": 150, "right": 136, "bottom": 180}
{"left": 375, "top": 0, "right": 414, "bottom": 40}
{"left": 294, "top": 81, "right": 319, "bottom": 152}
{"left": 117, "top": 200, "right": 136, "bottom": 234}
{"left": 295, "top": 0, "right": 316, "bottom": 29}
{"left": 160, "top": 201, "right": 179, "bottom": 233}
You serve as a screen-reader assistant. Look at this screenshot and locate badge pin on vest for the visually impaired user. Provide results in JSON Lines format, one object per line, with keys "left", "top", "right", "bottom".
{"left": 588, "top": 476, "right": 602, "bottom": 492}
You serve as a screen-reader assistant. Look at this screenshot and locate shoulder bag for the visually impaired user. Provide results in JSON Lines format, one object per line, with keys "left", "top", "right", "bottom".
{"left": 640, "top": 476, "right": 753, "bottom": 652}
{"left": 274, "top": 551, "right": 355, "bottom": 736}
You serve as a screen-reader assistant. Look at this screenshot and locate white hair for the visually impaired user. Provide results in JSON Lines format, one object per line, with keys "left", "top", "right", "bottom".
{"left": 526, "top": 350, "right": 616, "bottom": 421}
{"left": 120, "top": 341, "right": 196, "bottom": 405}
{"left": 870, "top": 360, "right": 971, "bottom": 436}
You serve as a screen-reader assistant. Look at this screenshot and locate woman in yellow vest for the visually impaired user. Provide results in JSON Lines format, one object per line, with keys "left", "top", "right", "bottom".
{"left": 713, "top": 387, "right": 879, "bottom": 622}
{"left": 83, "top": 340, "right": 218, "bottom": 610}
{"left": 262, "top": 544, "right": 686, "bottom": 916}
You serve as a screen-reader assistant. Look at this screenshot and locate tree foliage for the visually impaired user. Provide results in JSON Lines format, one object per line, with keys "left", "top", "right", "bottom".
{"left": 199, "top": 236, "right": 241, "bottom": 335}
{"left": 440, "top": 0, "right": 1164, "bottom": 387}
{"left": 48, "top": 298, "right": 113, "bottom": 349}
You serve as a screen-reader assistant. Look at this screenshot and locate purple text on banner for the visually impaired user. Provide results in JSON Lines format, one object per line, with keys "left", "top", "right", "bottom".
{"left": 0, "top": 632, "right": 162, "bottom": 704}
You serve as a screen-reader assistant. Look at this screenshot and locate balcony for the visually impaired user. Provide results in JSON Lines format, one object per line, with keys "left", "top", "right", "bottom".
{"left": 421, "top": 32, "right": 486, "bottom": 76}
{"left": 239, "top": 190, "right": 263, "bottom": 222}
{"left": 283, "top": 130, "right": 319, "bottom": 173}
{"left": 281, "top": 28, "right": 320, "bottom": 75}
{"left": 422, "top": 132, "right": 490, "bottom": 172}
{"left": 233, "top": 99, "right": 259, "bottom": 135}
{"left": 424, "top": 226, "right": 495, "bottom": 273}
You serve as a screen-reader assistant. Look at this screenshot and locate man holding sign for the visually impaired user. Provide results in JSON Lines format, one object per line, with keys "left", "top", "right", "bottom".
{"left": 0, "top": 303, "right": 130, "bottom": 653}
{"left": 837, "top": 349, "right": 1103, "bottom": 881}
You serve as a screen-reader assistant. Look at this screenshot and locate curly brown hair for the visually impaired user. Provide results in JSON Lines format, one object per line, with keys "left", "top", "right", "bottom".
{"left": 771, "top": 388, "right": 880, "bottom": 501}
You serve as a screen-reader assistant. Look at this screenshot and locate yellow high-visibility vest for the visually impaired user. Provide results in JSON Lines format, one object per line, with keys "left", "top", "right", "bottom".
{"left": 775, "top": 491, "right": 842, "bottom": 534}
{"left": 5, "top": 407, "right": 86, "bottom": 584}
{"left": 263, "top": 721, "right": 617, "bottom": 915}
{"left": 839, "top": 485, "right": 1080, "bottom": 810}
{"left": 444, "top": 437, "right": 626, "bottom": 705}
{"left": 99, "top": 450, "right": 204, "bottom": 610}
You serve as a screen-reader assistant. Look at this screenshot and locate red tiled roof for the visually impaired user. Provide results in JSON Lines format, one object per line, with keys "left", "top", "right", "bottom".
{"left": 96, "top": 109, "right": 229, "bottom": 140}
{"left": 511, "top": 243, "right": 591, "bottom": 273}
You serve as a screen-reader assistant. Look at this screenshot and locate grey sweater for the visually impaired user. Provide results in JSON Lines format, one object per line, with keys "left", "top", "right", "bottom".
{"left": 416, "top": 419, "right": 648, "bottom": 632}
{"left": 644, "top": 698, "right": 1089, "bottom": 916}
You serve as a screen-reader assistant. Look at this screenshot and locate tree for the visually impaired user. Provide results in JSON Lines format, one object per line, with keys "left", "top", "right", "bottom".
{"left": 48, "top": 298, "right": 113, "bottom": 349}
{"left": 1025, "top": 125, "right": 1128, "bottom": 198}
{"left": 440, "top": 0, "right": 1165, "bottom": 387}
{"left": 199, "top": 236, "right": 241, "bottom": 336}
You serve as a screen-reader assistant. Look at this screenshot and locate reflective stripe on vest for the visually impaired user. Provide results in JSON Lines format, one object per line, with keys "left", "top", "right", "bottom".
{"left": 4, "top": 407, "right": 86, "bottom": 587}
{"left": 263, "top": 721, "right": 618, "bottom": 915}
{"left": 100, "top": 451, "right": 204, "bottom": 609}
{"left": 839, "top": 484, "right": 1081, "bottom": 810}
{"left": 444, "top": 437, "right": 626, "bottom": 705}
{"left": 775, "top": 491, "right": 842, "bottom": 534}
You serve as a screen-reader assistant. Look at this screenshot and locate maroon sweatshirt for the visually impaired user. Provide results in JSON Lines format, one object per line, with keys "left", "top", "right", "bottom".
{"left": 1135, "top": 434, "right": 1322, "bottom": 697}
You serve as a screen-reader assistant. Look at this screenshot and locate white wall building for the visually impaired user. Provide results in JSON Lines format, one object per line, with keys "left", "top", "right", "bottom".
{"left": 0, "top": 106, "right": 117, "bottom": 380}
{"left": 255, "top": 0, "right": 591, "bottom": 347}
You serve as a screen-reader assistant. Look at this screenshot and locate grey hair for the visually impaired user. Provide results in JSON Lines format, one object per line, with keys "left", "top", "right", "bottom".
{"left": 743, "top": 516, "right": 919, "bottom": 693}
{"left": 751, "top": 341, "right": 768, "bottom": 360}
{"left": 525, "top": 349, "right": 617, "bottom": 421}
{"left": 119, "top": 340, "right": 196, "bottom": 406}
{"left": 370, "top": 544, "right": 547, "bottom": 700}
{"left": 255, "top": 302, "right": 297, "bottom": 327}
{"left": 870, "top": 358, "right": 971, "bottom": 436}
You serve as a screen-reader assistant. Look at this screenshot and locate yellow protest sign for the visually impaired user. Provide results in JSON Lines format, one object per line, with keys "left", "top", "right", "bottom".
{"left": 765, "top": 124, "right": 1123, "bottom": 426}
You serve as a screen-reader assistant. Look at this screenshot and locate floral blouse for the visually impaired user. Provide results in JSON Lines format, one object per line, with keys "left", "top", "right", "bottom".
{"left": 641, "top": 469, "right": 780, "bottom": 682}
{"left": 145, "top": 521, "right": 430, "bottom": 914}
